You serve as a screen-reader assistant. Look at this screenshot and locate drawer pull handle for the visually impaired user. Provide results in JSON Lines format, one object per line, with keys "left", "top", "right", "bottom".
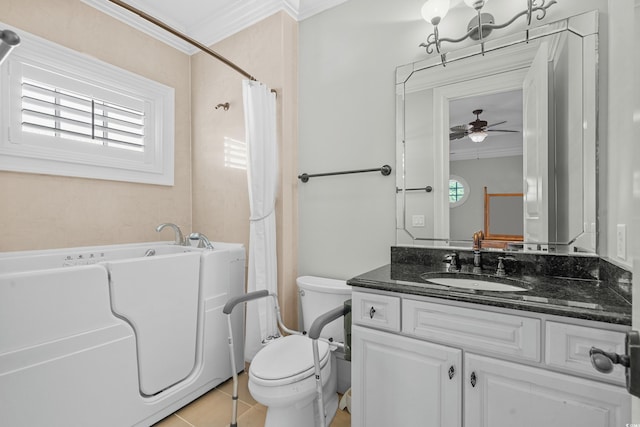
{"left": 470, "top": 371, "right": 477, "bottom": 387}
{"left": 589, "top": 347, "right": 630, "bottom": 373}
{"left": 448, "top": 365, "right": 455, "bottom": 380}
{"left": 369, "top": 306, "right": 376, "bottom": 319}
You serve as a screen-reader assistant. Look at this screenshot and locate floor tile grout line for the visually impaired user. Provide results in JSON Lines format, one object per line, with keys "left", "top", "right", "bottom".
{"left": 215, "top": 389, "right": 255, "bottom": 406}
{"left": 214, "top": 385, "right": 257, "bottom": 407}
{"left": 174, "top": 413, "right": 196, "bottom": 427}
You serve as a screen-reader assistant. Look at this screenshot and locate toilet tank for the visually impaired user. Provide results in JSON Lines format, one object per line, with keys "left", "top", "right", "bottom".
{"left": 297, "top": 276, "right": 352, "bottom": 342}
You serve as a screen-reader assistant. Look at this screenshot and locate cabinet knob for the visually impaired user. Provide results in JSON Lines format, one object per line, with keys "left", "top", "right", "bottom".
{"left": 369, "top": 306, "right": 376, "bottom": 319}
{"left": 448, "top": 365, "right": 455, "bottom": 379}
{"left": 589, "top": 347, "right": 629, "bottom": 374}
{"left": 470, "top": 371, "right": 477, "bottom": 387}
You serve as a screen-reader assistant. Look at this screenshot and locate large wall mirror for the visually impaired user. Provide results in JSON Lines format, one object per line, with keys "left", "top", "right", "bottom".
{"left": 396, "top": 11, "right": 598, "bottom": 253}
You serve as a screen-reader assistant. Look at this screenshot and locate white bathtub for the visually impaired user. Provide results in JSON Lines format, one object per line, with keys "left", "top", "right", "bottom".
{"left": 0, "top": 241, "right": 246, "bottom": 427}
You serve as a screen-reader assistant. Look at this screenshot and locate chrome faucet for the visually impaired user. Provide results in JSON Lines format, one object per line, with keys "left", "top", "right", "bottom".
{"left": 155, "top": 223, "right": 185, "bottom": 245}
{"left": 189, "top": 232, "right": 214, "bottom": 250}
{"left": 472, "top": 230, "right": 484, "bottom": 273}
{"left": 496, "top": 256, "right": 517, "bottom": 276}
{"left": 472, "top": 250, "right": 482, "bottom": 273}
{"left": 443, "top": 252, "right": 460, "bottom": 271}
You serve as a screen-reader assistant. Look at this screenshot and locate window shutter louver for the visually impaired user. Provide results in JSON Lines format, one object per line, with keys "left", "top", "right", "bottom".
{"left": 21, "top": 80, "right": 146, "bottom": 152}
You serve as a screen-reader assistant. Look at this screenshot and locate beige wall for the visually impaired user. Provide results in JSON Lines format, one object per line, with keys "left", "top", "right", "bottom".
{"left": 1, "top": 2, "right": 299, "bottom": 326}
{"left": 0, "top": 0, "right": 192, "bottom": 251}
{"left": 191, "top": 11, "right": 299, "bottom": 328}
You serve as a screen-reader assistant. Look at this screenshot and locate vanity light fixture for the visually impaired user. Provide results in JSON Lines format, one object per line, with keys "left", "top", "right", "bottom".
{"left": 0, "top": 29, "right": 20, "bottom": 66}
{"left": 420, "top": 0, "right": 557, "bottom": 65}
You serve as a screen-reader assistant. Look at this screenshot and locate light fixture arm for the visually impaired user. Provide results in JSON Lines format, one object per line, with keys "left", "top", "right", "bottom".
{"left": 476, "top": 10, "right": 485, "bottom": 51}
{"left": 483, "top": 0, "right": 557, "bottom": 32}
{"left": 420, "top": 0, "right": 557, "bottom": 63}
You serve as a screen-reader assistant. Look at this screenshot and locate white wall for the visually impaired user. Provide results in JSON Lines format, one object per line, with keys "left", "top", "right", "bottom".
{"left": 605, "top": 0, "right": 635, "bottom": 268}
{"left": 298, "top": 0, "right": 426, "bottom": 279}
{"left": 449, "top": 156, "right": 523, "bottom": 241}
{"left": 402, "top": 87, "right": 437, "bottom": 242}
{"left": 298, "top": 0, "right": 616, "bottom": 279}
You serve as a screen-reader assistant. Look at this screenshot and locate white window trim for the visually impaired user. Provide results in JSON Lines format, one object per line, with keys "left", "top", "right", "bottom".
{"left": 0, "top": 22, "right": 175, "bottom": 186}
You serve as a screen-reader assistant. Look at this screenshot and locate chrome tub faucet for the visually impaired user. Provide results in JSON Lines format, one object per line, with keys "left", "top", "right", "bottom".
{"left": 189, "top": 232, "right": 214, "bottom": 250}
{"left": 156, "top": 223, "right": 186, "bottom": 246}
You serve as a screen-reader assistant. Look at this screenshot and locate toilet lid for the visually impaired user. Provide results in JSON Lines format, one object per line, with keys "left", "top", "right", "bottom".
{"left": 250, "top": 335, "right": 330, "bottom": 386}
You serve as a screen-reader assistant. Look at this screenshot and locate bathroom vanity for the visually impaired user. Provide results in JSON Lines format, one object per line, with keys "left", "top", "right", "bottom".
{"left": 348, "top": 248, "right": 632, "bottom": 427}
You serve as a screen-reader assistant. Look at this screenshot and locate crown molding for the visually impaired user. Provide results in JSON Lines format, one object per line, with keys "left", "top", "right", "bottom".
{"left": 450, "top": 145, "right": 523, "bottom": 162}
{"left": 81, "top": 0, "right": 194, "bottom": 53}
{"left": 189, "top": 0, "right": 288, "bottom": 49}
{"left": 297, "top": 0, "right": 349, "bottom": 20}
{"left": 82, "top": 0, "right": 349, "bottom": 55}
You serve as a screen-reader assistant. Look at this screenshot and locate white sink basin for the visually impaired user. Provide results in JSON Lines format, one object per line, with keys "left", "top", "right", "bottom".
{"left": 425, "top": 277, "right": 529, "bottom": 292}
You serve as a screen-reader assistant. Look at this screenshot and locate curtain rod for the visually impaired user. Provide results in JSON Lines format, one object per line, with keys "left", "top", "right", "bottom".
{"left": 106, "top": 0, "right": 256, "bottom": 81}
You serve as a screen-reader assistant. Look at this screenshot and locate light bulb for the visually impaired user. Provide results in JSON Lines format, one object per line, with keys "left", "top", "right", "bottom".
{"left": 421, "top": 0, "right": 451, "bottom": 26}
{"left": 463, "top": 0, "right": 488, "bottom": 10}
{"left": 0, "top": 30, "right": 21, "bottom": 66}
{"left": 468, "top": 131, "right": 488, "bottom": 143}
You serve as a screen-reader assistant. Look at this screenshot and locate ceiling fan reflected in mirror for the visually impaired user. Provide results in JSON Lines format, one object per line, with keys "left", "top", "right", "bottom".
{"left": 450, "top": 109, "right": 520, "bottom": 143}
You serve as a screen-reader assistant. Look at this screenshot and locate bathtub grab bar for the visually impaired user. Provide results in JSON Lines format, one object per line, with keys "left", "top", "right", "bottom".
{"left": 308, "top": 304, "right": 352, "bottom": 427}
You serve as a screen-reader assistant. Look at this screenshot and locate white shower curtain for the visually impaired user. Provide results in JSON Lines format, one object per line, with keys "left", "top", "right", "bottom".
{"left": 242, "top": 79, "right": 279, "bottom": 361}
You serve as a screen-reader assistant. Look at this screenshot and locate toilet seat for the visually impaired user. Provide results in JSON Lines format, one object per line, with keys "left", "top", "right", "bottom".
{"left": 249, "top": 335, "right": 331, "bottom": 387}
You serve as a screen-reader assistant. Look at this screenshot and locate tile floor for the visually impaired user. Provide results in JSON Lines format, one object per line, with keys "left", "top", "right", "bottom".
{"left": 152, "top": 371, "right": 351, "bottom": 427}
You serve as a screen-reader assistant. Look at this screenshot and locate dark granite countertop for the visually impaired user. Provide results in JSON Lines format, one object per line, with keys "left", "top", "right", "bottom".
{"left": 347, "top": 258, "right": 632, "bottom": 326}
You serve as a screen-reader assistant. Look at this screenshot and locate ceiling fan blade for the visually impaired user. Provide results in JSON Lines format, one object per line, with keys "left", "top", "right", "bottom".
{"left": 449, "top": 132, "right": 467, "bottom": 140}
{"left": 485, "top": 120, "right": 507, "bottom": 129}
{"left": 486, "top": 129, "right": 520, "bottom": 133}
{"left": 450, "top": 124, "right": 470, "bottom": 132}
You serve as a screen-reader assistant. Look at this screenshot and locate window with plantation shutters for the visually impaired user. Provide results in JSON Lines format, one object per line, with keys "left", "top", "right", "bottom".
{"left": 0, "top": 24, "right": 175, "bottom": 185}
{"left": 21, "top": 79, "right": 146, "bottom": 152}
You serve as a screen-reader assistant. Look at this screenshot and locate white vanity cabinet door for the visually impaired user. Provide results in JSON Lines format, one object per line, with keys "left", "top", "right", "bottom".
{"left": 352, "top": 325, "right": 462, "bottom": 427}
{"left": 464, "top": 353, "right": 630, "bottom": 427}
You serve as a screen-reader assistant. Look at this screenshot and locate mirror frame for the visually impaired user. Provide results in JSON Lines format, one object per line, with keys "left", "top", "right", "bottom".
{"left": 396, "top": 11, "right": 599, "bottom": 253}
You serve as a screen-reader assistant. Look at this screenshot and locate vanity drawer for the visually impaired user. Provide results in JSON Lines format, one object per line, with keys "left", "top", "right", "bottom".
{"left": 352, "top": 292, "right": 401, "bottom": 332}
{"left": 545, "top": 321, "right": 627, "bottom": 385}
{"left": 403, "top": 299, "right": 540, "bottom": 362}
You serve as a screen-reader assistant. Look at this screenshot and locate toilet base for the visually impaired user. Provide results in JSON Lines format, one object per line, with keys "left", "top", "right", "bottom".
{"left": 258, "top": 353, "right": 339, "bottom": 427}
{"left": 263, "top": 389, "right": 339, "bottom": 427}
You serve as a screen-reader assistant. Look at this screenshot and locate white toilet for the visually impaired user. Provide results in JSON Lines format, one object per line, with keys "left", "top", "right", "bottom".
{"left": 248, "top": 276, "right": 352, "bottom": 427}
